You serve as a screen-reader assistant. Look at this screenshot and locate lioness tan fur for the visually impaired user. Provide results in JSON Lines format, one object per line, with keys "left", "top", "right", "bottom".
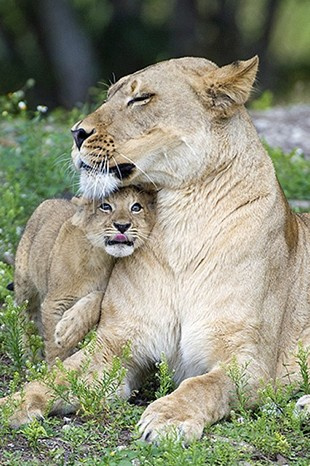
{"left": 14, "top": 187, "right": 155, "bottom": 365}
{"left": 2, "top": 56, "right": 310, "bottom": 437}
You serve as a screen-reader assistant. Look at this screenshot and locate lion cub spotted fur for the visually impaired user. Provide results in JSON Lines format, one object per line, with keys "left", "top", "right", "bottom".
{"left": 14, "top": 187, "right": 155, "bottom": 364}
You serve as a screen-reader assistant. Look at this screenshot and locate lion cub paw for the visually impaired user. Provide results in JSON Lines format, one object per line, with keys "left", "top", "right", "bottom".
{"left": 138, "top": 394, "right": 204, "bottom": 443}
{"left": 54, "top": 311, "right": 82, "bottom": 350}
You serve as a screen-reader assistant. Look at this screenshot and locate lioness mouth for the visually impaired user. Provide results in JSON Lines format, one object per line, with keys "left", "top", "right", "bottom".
{"left": 80, "top": 161, "right": 93, "bottom": 172}
{"left": 80, "top": 160, "right": 135, "bottom": 179}
{"left": 110, "top": 163, "right": 135, "bottom": 179}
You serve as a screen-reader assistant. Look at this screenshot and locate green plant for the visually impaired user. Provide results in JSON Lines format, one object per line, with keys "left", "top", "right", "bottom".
{"left": 0, "top": 296, "right": 27, "bottom": 373}
{"left": 295, "top": 342, "right": 310, "bottom": 394}
{"left": 224, "top": 356, "right": 251, "bottom": 417}
{"left": 0, "top": 295, "right": 44, "bottom": 379}
{"left": 155, "top": 353, "right": 175, "bottom": 399}
{"left": 20, "top": 418, "right": 49, "bottom": 449}
{"left": 45, "top": 343, "right": 130, "bottom": 419}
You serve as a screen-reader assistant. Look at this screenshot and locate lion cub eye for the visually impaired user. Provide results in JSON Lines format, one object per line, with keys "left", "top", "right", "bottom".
{"left": 127, "top": 93, "right": 154, "bottom": 107}
{"left": 99, "top": 203, "right": 112, "bottom": 213}
{"left": 131, "top": 203, "right": 143, "bottom": 213}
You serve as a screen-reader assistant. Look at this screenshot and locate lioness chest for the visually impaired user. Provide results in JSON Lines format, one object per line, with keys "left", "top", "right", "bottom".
{"left": 100, "top": 188, "right": 274, "bottom": 383}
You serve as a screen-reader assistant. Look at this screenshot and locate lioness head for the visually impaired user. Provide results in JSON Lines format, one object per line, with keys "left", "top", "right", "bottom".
{"left": 71, "top": 56, "right": 258, "bottom": 198}
{"left": 71, "top": 187, "right": 156, "bottom": 257}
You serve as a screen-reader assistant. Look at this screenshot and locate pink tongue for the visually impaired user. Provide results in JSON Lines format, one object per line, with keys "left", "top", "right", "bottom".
{"left": 114, "top": 234, "right": 127, "bottom": 242}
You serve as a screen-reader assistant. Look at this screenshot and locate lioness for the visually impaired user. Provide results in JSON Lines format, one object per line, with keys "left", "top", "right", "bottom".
{"left": 14, "top": 187, "right": 155, "bottom": 365}
{"left": 2, "top": 56, "right": 310, "bottom": 438}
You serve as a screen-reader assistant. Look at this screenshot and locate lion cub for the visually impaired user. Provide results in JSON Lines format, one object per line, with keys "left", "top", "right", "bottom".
{"left": 14, "top": 187, "right": 156, "bottom": 365}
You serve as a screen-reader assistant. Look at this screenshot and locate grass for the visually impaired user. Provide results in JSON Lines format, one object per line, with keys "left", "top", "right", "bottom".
{"left": 0, "top": 98, "right": 309, "bottom": 464}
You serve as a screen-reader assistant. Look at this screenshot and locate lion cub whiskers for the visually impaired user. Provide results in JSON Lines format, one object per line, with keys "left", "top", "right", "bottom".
{"left": 14, "top": 186, "right": 156, "bottom": 365}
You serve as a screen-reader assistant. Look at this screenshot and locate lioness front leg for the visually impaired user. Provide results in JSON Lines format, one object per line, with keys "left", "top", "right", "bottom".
{"left": 138, "top": 358, "right": 266, "bottom": 443}
{"left": 55, "top": 291, "right": 104, "bottom": 350}
{"left": 0, "top": 328, "right": 131, "bottom": 428}
{"left": 138, "top": 368, "right": 232, "bottom": 442}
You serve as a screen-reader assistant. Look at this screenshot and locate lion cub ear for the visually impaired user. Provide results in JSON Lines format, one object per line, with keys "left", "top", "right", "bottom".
{"left": 199, "top": 56, "right": 259, "bottom": 112}
{"left": 71, "top": 196, "right": 90, "bottom": 208}
{"left": 71, "top": 197, "right": 98, "bottom": 226}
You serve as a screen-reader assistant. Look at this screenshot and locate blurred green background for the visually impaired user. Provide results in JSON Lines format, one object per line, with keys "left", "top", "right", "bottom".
{"left": 1, "top": 0, "right": 310, "bottom": 109}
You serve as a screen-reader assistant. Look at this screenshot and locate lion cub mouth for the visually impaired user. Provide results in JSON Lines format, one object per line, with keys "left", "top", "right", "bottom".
{"left": 106, "top": 233, "right": 134, "bottom": 247}
{"left": 104, "top": 233, "right": 135, "bottom": 257}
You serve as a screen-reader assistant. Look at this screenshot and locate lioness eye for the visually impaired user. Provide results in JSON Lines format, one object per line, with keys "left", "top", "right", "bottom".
{"left": 131, "top": 203, "right": 143, "bottom": 213}
{"left": 127, "top": 93, "right": 154, "bottom": 107}
{"left": 99, "top": 203, "right": 112, "bottom": 212}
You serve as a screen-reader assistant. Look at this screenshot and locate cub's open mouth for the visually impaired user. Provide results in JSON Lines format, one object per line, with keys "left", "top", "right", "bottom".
{"left": 80, "top": 160, "right": 135, "bottom": 179}
{"left": 106, "top": 233, "right": 134, "bottom": 247}
{"left": 106, "top": 239, "right": 134, "bottom": 247}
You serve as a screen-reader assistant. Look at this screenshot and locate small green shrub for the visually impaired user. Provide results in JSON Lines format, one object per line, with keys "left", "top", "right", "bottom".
{"left": 0, "top": 296, "right": 27, "bottom": 373}
{"left": 20, "top": 418, "right": 49, "bottom": 449}
{"left": 296, "top": 342, "right": 310, "bottom": 394}
{"left": 224, "top": 356, "right": 251, "bottom": 417}
{"left": 155, "top": 353, "right": 175, "bottom": 399}
{"left": 0, "top": 295, "right": 44, "bottom": 378}
{"left": 44, "top": 343, "right": 130, "bottom": 419}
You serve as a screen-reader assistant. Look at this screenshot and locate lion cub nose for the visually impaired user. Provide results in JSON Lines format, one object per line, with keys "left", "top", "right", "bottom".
{"left": 113, "top": 222, "right": 131, "bottom": 233}
{"left": 71, "top": 128, "right": 94, "bottom": 150}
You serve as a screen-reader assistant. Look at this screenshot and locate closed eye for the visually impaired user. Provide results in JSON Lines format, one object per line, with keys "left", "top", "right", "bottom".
{"left": 127, "top": 93, "right": 155, "bottom": 107}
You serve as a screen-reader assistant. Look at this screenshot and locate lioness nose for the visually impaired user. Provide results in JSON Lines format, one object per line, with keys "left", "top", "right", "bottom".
{"left": 114, "top": 222, "right": 131, "bottom": 233}
{"left": 71, "top": 128, "right": 94, "bottom": 150}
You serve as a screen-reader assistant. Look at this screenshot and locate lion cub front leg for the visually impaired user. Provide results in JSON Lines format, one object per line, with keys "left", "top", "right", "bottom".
{"left": 41, "top": 295, "right": 80, "bottom": 365}
{"left": 55, "top": 291, "right": 103, "bottom": 351}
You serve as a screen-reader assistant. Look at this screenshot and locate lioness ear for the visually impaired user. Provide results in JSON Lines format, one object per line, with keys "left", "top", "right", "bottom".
{"left": 202, "top": 56, "right": 259, "bottom": 111}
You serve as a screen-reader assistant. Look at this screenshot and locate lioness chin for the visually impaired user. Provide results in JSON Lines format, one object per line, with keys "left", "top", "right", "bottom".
{"left": 1, "top": 56, "right": 310, "bottom": 441}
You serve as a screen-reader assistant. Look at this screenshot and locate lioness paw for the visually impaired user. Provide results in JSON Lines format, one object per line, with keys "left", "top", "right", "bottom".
{"left": 0, "top": 395, "right": 44, "bottom": 428}
{"left": 138, "top": 395, "right": 204, "bottom": 443}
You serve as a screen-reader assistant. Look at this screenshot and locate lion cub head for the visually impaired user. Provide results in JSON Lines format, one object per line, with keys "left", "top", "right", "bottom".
{"left": 71, "top": 187, "right": 156, "bottom": 257}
